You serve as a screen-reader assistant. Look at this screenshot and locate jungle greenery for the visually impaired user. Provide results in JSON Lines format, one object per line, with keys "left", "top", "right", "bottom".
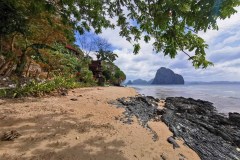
{"left": 0, "top": 76, "right": 85, "bottom": 98}
{"left": 0, "top": 0, "right": 239, "bottom": 97}
{"left": 1, "top": 0, "right": 239, "bottom": 69}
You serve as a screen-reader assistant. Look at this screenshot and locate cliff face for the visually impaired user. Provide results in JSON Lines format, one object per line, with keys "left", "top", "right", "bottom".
{"left": 152, "top": 67, "right": 184, "bottom": 84}
{"left": 126, "top": 80, "right": 133, "bottom": 85}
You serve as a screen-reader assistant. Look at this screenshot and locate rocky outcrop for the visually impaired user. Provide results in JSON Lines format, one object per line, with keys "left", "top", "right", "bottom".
{"left": 126, "top": 79, "right": 147, "bottom": 85}
{"left": 109, "top": 96, "right": 162, "bottom": 141}
{"left": 148, "top": 79, "right": 154, "bottom": 84}
{"left": 152, "top": 67, "right": 184, "bottom": 84}
{"left": 131, "top": 79, "right": 148, "bottom": 85}
{"left": 110, "top": 95, "right": 240, "bottom": 160}
{"left": 162, "top": 97, "right": 240, "bottom": 160}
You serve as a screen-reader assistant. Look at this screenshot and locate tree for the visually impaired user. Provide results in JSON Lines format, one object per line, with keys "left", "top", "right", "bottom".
{"left": 102, "top": 61, "right": 126, "bottom": 86}
{"left": 77, "top": 32, "right": 96, "bottom": 56}
{"left": 78, "top": 33, "right": 118, "bottom": 62}
{"left": 0, "top": 0, "right": 75, "bottom": 76}
{"left": 41, "top": 0, "right": 239, "bottom": 68}
{"left": 96, "top": 49, "right": 118, "bottom": 63}
{"left": 2, "top": 0, "right": 240, "bottom": 68}
{"left": 13, "top": 12, "right": 74, "bottom": 76}
{"left": 114, "top": 69, "right": 126, "bottom": 86}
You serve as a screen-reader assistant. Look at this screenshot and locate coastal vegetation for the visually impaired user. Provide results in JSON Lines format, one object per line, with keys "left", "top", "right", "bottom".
{"left": 0, "top": 1, "right": 239, "bottom": 159}
{"left": 0, "top": 0, "right": 239, "bottom": 97}
{"left": 0, "top": 0, "right": 126, "bottom": 97}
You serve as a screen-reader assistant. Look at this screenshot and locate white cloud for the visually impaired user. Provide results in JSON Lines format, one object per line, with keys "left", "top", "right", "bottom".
{"left": 98, "top": 7, "right": 240, "bottom": 82}
{"left": 198, "top": 7, "right": 240, "bottom": 44}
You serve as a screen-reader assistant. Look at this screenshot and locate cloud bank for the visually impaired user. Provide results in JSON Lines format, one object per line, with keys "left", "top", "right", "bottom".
{"left": 90, "top": 7, "right": 240, "bottom": 82}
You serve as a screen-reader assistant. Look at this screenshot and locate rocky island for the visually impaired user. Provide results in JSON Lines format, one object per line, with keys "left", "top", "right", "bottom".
{"left": 152, "top": 67, "right": 184, "bottom": 84}
{"left": 126, "top": 79, "right": 149, "bottom": 85}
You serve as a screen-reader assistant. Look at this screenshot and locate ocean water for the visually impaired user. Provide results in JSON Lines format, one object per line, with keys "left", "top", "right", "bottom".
{"left": 129, "top": 84, "right": 240, "bottom": 114}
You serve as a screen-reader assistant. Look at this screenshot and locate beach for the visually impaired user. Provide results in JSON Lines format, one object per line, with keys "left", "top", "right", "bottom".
{"left": 0, "top": 86, "right": 200, "bottom": 160}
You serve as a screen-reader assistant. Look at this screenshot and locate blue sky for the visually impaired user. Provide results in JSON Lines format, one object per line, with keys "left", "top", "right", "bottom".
{"left": 77, "top": 7, "right": 240, "bottom": 82}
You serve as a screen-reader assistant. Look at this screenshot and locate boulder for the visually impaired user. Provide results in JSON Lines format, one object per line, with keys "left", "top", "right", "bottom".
{"left": 162, "top": 97, "right": 240, "bottom": 160}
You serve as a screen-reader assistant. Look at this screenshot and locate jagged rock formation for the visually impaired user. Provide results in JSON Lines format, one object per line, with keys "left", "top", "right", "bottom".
{"left": 111, "top": 95, "right": 240, "bottom": 160}
{"left": 109, "top": 96, "right": 161, "bottom": 141}
{"left": 148, "top": 79, "right": 154, "bottom": 84}
{"left": 152, "top": 67, "right": 184, "bottom": 84}
{"left": 126, "top": 80, "right": 133, "bottom": 85}
{"left": 162, "top": 97, "right": 240, "bottom": 160}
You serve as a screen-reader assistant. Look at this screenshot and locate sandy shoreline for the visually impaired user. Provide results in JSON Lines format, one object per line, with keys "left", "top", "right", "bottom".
{"left": 0, "top": 86, "right": 200, "bottom": 160}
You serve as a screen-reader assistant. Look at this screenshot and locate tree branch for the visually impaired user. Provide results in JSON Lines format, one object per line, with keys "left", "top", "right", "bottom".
{"left": 181, "top": 49, "right": 191, "bottom": 58}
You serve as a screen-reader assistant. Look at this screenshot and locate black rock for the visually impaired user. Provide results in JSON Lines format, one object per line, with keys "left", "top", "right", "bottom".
{"left": 110, "top": 95, "right": 163, "bottom": 141}
{"left": 162, "top": 97, "right": 240, "bottom": 160}
{"left": 229, "top": 112, "right": 240, "bottom": 126}
{"left": 152, "top": 67, "right": 184, "bottom": 84}
{"left": 167, "top": 136, "right": 180, "bottom": 149}
{"left": 110, "top": 95, "right": 240, "bottom": 160}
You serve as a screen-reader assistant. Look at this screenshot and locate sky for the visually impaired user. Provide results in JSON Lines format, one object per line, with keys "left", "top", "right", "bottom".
{"left": 77, "top": 7, "right": 240, "bottom": 82}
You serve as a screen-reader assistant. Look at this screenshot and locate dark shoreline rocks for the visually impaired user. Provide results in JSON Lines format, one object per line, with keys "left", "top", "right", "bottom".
{"left": 162, "top": 97, "right": 240, "bottom": 160}
{"left": 110, "top": 95, "right": 240, "bottom": 160}
{"left": 109, "top": 96, "right": 162, "bottom": 141}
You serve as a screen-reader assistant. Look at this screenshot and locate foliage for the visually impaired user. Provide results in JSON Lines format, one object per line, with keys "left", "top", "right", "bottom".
{"left": 30, "top": 0, "right": 239, "bottom": 68}
{"left": 1, "top": 0, "right": 238, "bottom": 97}
{"left": 77, "top": 33, "right": 118, "bottom": 63}
{"left": 96, "top": 49, "right": 118, "bottom": 63}
{"left": 102, "top": 61, "right": 126, "bottom": 86}
{"left": 2, "top": 0, "right": 239, "bottom": 70}
{"left": 76, "top": 67, "right": 96, "bottom": 84}
{"left": 77, "top": 34, "right": 122, "bottom": 85}
{"left": 0, "top": 0, "right": 28, "bottom": 35}
{"left": 0, "top": 76, "right": 92, "bottom": 98}
{"left": 0, "top": 0, "right": 75, "bottom": 75}
{"left": 34, "top": 43, "right": 95, "bottom": 83}
{"left": 36, "top": 43, "right": 80, "bottom": 73}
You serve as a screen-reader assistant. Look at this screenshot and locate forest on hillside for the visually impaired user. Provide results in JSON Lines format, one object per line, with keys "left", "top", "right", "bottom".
{"left": 0, "top": 0, "right": 239, "bottom": 97}
{"left": 0, "top": 0, "right": 126, "bottom": 97}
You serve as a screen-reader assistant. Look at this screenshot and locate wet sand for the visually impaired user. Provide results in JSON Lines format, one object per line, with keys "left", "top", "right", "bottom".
{"left": 0, "top": 86, "right": 200, "bottom": 160}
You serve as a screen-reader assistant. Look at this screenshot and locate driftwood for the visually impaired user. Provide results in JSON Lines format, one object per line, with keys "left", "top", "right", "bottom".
{"left": 1, "top": 130, "right": 21, "bottom": 141}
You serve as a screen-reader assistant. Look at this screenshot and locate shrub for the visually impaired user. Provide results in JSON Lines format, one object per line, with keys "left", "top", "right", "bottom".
{"left": 0, "top": 76, "right": 93, "bottom": 98}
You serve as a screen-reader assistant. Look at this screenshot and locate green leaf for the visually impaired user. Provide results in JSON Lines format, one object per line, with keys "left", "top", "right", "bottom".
{"left": 133, "top": 44, "right": 140, "bottom": 54}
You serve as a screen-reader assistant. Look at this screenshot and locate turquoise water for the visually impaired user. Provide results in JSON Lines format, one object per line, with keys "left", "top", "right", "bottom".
{"left": 129, "top": 84, "right": 240, "bottom": 114}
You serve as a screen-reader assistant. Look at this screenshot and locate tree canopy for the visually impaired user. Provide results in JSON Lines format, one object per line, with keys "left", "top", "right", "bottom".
{"left": 37, "top": 0, "right": 239, "bottom": 68}
{"left": 1, "top": 0, "right": 240, "bottom": 69}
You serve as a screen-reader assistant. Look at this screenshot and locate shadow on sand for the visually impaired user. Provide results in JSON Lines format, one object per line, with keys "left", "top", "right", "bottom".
{"left": 0, "top": 112, "right": 126, "bottom": 160}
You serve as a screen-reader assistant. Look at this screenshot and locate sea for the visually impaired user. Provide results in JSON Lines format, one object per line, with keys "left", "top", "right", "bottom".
{"left": 129, "top": 84, "right": 240, "bottom": 114}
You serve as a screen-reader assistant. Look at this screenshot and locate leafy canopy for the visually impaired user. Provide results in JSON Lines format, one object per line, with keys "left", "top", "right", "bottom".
{"left": 2, "top": 0, "right": 240, "bottom": 68}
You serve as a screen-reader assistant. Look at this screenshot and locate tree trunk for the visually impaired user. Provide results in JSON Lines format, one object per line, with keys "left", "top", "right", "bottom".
{"left": 15, "top": 50, "right": 27, "bottom": 76}
{"left": 4, "top": 62, "right": 14, "bottom": 77}
{"left": 0, "top": 34, "right": 3, "bottom": 53}
{"left": 26, "top": 60, "right": 31, "bottom": 77}
{"left": 0, "top": 60, "right": 12, "bottom": 75}
{"left": 11, "top": 34, "right": 16, "bottom": 52}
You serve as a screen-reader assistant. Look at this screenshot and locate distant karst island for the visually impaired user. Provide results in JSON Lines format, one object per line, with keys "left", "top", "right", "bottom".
{"left": 126, "top": 67, "right": 184, "bottom": 85}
